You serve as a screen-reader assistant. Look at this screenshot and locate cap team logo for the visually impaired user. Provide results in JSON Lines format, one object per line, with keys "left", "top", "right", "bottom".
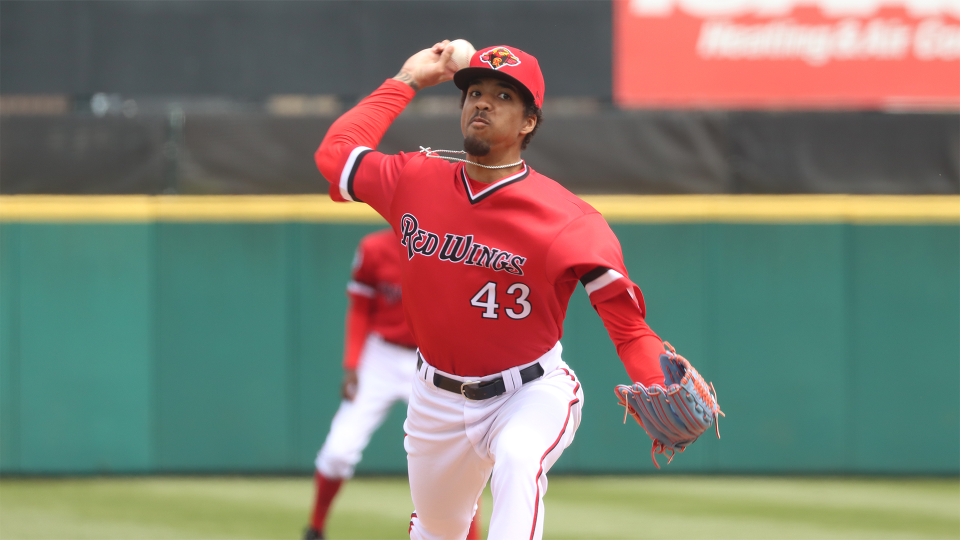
{"left": 480, "top": 47, "right": 521, "bottom": 70}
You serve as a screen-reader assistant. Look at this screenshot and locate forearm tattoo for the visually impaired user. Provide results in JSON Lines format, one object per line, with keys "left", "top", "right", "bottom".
{"left": 393, "top": 71, "right": 420, "bottom": 92}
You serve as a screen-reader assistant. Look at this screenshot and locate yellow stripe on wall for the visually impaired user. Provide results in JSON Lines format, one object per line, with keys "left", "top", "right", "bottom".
{"left": 0, "top": 196, "right": 383, "bottom": 223}
{"left": 586, "top": 195, "right": 960, "bottom": 224}
{"left": 0, "top": 195, "right": 957, "bottom": 224}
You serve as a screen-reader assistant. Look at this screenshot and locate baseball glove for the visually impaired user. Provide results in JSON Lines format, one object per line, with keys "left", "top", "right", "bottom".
{"left": 615, "top": 342, "right": 723, "bottom": 468}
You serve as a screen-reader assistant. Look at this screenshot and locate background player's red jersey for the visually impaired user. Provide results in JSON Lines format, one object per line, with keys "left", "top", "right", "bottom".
{"left": 343, "top": 229, "right": 416, "bottom": 369}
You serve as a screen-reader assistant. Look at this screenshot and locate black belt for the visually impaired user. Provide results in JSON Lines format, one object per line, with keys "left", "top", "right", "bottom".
{"left": 417, "top": 355, "right": 545, "bottom": 400}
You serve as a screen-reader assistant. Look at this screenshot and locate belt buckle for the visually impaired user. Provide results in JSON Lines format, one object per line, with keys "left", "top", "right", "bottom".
{"left": 460, "top": 380, "right": 480, "bottom": 399}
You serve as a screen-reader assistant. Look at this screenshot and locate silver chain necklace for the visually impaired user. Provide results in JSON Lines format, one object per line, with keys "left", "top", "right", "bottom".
{"left": 419, "top": 147, "right": 524, "bottom": 170}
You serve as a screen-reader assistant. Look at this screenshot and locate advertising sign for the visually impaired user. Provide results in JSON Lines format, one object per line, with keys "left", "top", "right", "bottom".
{"left": 614, "top": 0, "right": 960, "bottom": 108}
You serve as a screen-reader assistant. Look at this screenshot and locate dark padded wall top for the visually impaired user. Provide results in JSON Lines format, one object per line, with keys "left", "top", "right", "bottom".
{"left": 3, "top": 112, "right": 957, "bottom": 194}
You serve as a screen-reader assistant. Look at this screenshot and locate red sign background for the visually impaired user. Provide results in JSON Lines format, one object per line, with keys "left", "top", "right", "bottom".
{"left": 614, "top": 0, "right": 960, "bottom": 108}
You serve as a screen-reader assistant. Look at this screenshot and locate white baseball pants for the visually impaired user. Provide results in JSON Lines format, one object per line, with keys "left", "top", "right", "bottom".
{"left": 315, "top": 334, "right": 418, "bottom": 479}
{"left": 405, "top": 343, "right": 583, "bottom": 540}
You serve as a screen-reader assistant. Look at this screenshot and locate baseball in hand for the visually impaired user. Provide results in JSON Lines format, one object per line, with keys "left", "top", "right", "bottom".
{"left": 448, "top": 39, "right": 476, "bottom": 70}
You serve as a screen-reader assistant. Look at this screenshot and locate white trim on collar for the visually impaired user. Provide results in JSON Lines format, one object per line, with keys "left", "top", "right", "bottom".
{"left": 461, "top": 165, "right": 529, "bottom": 202}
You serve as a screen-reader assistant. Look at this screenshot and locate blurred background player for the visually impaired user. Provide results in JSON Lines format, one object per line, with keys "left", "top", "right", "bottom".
{"left": 305, "top": 228, "right": 481, "bottom": 540}
{"left": 304, "top": 228, "right": 415, "bottom": 539}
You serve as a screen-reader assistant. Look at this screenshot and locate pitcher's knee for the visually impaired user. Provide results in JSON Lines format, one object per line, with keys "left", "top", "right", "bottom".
{"left": 316, "top": 449, "right": 357, "bottom": 479}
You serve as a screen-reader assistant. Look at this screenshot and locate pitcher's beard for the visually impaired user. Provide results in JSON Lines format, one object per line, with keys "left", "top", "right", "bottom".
{"left": 463, "top": 135, "right": 490, "bottom": 157}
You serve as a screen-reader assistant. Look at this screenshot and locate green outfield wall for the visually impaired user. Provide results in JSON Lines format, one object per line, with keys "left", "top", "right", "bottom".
{"left": 1, "top": 196, "right": 958, "bottom": 475}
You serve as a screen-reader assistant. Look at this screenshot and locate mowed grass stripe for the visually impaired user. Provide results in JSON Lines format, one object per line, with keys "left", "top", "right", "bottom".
{"left": 1, "top": 476, "right": 958, "bottom": 540}
{"left": 541, "top": 477, "right": 959, "bottom": 539}
{"left": 1, "top": 478, "right": 311, "bottom": 540}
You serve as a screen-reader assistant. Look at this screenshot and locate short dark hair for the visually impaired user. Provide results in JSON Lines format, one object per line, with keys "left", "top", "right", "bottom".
{"left": 460, "top": 87, "right": 543, "bottom": 151}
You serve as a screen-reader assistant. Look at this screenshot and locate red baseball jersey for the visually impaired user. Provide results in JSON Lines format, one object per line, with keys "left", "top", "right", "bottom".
{"left": 348, "top": 228, "right": 416, "bottom": 349}
{"left": 329, "top": 167, "right": 641, "bottom": 374}
{"left": 319, "top": 80, "right": 652, "bottom": 379}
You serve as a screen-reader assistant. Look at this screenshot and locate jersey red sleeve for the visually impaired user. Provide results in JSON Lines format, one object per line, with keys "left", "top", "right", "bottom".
{"left": 546, "top": 213, "right": 662, "bottom": 385}
{"left": 315, "top": 79, "right": 418, "bottom": 219}
{"left": 545, "top": 212, "right": 646, "bottom": 311}
{"left": 343, "top": 241, "right": 378, "bottom": 370}
{"left": 343, "top": 295, "right": 374, "bottom": 370}
{"left": 594, "top": 290, "right": 665, "bottom": 387}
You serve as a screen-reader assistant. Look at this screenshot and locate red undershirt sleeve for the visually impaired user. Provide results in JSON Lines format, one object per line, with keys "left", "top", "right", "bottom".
{"left": 343, "top": 294, "right": 374, "bottom": 370}
{"left": 314, "top": 79, "right": 417, "bottom": 215}
{"left": 593, "top": 290, "right": 666, "bottom": 387}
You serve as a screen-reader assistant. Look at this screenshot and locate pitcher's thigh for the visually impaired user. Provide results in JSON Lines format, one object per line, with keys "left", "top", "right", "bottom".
{"left": 487, "top": 373, "right": 583, "bottom": 539}
{"left": 405, "top": 385, "right": 491, "bottom": 539}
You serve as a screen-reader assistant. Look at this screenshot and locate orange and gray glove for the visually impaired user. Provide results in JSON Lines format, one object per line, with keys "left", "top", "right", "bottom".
{"left": 615, "top": 342, "right": 724, "bottom": 468}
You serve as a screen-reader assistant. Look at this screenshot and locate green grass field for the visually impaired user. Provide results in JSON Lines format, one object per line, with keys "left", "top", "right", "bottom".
{"left": 1, "top": 476, "right": 957, "bottom": 539}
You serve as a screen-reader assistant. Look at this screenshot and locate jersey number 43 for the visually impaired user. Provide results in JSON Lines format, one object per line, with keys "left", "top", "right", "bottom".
{"left": 470, "top": 281, "right": 531, "bottom": 320}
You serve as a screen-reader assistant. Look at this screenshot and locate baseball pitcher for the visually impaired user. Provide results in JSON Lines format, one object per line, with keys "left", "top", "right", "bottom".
{"left": 314, "top": 41, "right": 720, "bottom": 539}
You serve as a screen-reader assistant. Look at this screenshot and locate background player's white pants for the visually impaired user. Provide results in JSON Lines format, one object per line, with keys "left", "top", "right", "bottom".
{"left": 315, "top": 334, "right": 417, "bottom": 479}
{"left": 405, "top": 343, "right": 583, "bottom": 540}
